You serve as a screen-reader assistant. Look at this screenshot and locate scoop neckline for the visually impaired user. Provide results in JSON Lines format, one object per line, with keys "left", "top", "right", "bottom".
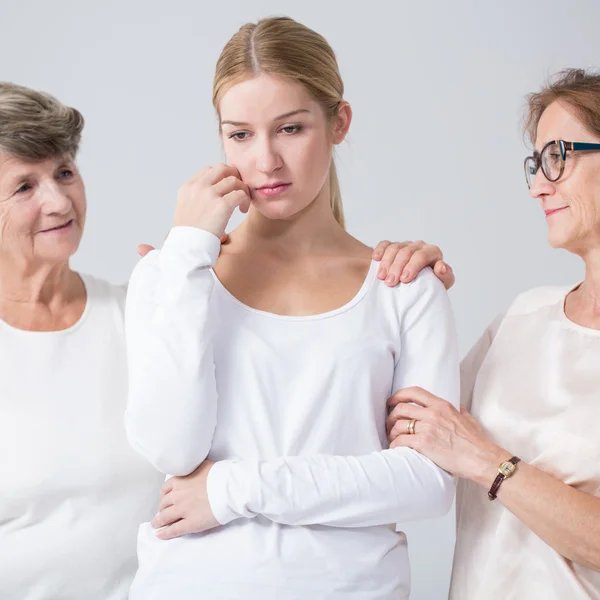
{"left": 211, "top": 259, "right": 379, "bottom": 321}
{"left": 558, "top": 281, "right": 600, "bottom": 336}
{"left": 0, "top": 272, "right": 92, "bottom": 336}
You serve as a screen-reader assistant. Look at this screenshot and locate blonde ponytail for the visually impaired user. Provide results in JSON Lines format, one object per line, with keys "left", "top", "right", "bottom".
{"left": 328, "top": 160, "right": 345, "bottom": 228}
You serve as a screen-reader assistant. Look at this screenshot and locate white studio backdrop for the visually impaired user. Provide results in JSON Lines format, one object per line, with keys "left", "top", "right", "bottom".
{"left": 1, "top": 0, "right": 596, "bottom": 597}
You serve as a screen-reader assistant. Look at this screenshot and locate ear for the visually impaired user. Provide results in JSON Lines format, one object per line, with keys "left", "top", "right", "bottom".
{"left": 331, "top": 101, "right": 352, "bottom": 145}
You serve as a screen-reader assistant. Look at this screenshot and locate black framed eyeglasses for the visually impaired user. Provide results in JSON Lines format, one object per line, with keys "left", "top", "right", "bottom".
{"left": 524, "top": 139, "right": 600, "bottom": 188}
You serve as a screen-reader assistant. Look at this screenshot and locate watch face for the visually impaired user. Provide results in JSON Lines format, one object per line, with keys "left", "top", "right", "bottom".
{"left": 499, "top": 462, "right": 516, "bottom": 477}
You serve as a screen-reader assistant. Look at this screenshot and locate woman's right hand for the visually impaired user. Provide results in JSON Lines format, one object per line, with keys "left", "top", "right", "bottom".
{"left": 173, "top": 163, "right": 251, "bottom": 237}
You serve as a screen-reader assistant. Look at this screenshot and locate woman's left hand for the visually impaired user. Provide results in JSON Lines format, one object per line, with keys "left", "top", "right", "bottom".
{"left": 372, "top": 240, "right": 454, "bottom": 289}
{"left": 151, "top": 460, "right": 220, "bottom": 540}
{"left": 386, "top": 387, "right": 508, "bottom": 483}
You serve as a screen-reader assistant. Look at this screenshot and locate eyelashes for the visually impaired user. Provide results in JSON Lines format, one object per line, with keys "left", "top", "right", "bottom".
{"left": 227, "top": 124, "right": 305, "bottom": 142}
{"left": 13, "top": 169, "right": 74, "bottom": 196}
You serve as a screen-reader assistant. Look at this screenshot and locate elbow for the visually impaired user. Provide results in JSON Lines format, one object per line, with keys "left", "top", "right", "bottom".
{"left": 124, "top": 413, "right": 210, "bottom": 476}
{"left": 414, "top": 463, "right": 456, "bottom": 520}
{"left": 431, "top": 471, "right": 456, "bottom": 517}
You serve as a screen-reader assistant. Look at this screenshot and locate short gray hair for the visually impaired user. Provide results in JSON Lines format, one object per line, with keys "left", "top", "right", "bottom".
{"left": 0, "top": 82, "right": 84, "bottom": 160}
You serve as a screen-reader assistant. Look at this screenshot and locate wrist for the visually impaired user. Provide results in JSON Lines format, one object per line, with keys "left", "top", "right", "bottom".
{"left": 206, "top": 460, "right": 239, "bottom": 525}
{"left": 471, "top": 446, "right": 513, "bottom": 488}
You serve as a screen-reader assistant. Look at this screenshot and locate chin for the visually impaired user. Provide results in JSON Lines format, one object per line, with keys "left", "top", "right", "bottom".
{"left": 36, "top": 236, "right": 83, "bottom": 263}
{"left": 547, "top": 234, "right": 566, "bottom": 249}
{"left": 548, "top": 228, "right": 584, "bottom": 253}
{"left": 252, "top": 196, "right": 311, "bottom": 221}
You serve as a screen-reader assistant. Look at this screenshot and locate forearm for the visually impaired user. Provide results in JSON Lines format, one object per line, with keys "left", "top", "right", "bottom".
{"left": 473, "top": 456, "right": 600, "bottom": 570}
{"left": 125, "top": 227, "right": 220, "bottom": 476}
{"left": 207, "top": 448, "right": 455, "bottom": 527}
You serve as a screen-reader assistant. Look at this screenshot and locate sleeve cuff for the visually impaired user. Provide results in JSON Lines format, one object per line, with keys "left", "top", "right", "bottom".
{"left": 161, "top": 226, "right": 221, "bottom": 269}
{"left": 154, "top": 226, "right": 221, "bottom": 307}
{"left": 206, "top": 460, "right": 241, "bottom": 525}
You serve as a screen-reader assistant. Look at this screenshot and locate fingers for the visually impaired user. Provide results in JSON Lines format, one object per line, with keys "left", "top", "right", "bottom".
{"left": 386, "top": 402, "right": 426, "bottom": 435}
{"left": 152, "top": 505, "right": 182, "bottom": 529}
{"left": 205, "top": 163, "right": 240, "bottom": 185}
{"left": 388, "top": 418, "right": 421, "bottom": 442}
{"left": 159, "top": 491, "right": 174, "bottom": 512}
{"left": 372, "top": 240, "right": 392, "bottom": 261}
{"left": 374, "top": 240, "right": 451, "bottom": 288}
{"left": 223, "top": 189, "right": 251, "bottom": 214}
{"left": 220, "top": 233, "right": 229, "bottom": 245}
{"left": 160, "top": 479, "right": 174, "bottom": 497}
{"left": 433, "top": 260, "right": 455, "bottom": 290}
{"left": 390, "top": 434, "right": 417, "bottom": 450}
{"left": 384, "top": 246, "right": 415, "bottom": 285}
{"left": 387, "top": 386, "right": 441, "bottom": 409}
{"left": 399, "top": 243, "right": 443, "bottom": 284}
{"left": 137, "top": 244, "right": 155, "bottom": 257}
{"left": 377, "top": 242, "right": 410, "bottom": 281}
{"left": 213, "top": 175, "right": 249, "bottom": 198}
{"left": 155, "top": 519, "right": 190, "bottom": 540}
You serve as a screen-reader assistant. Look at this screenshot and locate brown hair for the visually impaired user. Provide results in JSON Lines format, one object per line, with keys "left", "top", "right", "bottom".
{"left": 524, "top": 68, "right": 600, "bottom": 145}
{"left": 213, "top": 17, "right": 346, "bottom": 227}
{"left": 0, "top": 82, "right": 84, "bottom": 161}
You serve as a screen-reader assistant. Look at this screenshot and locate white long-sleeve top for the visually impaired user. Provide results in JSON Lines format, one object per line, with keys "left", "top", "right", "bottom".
{"left": 0, "top": 275, "right": 164, "bottom": 600}
{"left": 125, "top": 226, "right": 460, "bottom": 600}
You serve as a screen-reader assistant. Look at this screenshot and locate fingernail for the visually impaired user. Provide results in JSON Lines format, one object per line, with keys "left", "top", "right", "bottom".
{"left": 378, "top": 268, "right": 386, "bottom": 279}
{"left": 401, "top": 270, "right": 410, "bottom": 281}
{"left": 386, "top": 274, "right": 395, "bottom": 284}
{"left": 440, "top": 264, "right": 447, "bottom": 274}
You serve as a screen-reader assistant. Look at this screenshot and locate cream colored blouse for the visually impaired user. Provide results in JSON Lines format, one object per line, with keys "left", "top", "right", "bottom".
{"left": 449, "top": 285, "right": 600, "bottom": 600}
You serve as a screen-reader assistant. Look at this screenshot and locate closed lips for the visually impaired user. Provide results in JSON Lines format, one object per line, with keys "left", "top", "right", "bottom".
{"left": 40, "top": 219, "right": 73, "bottom": 232}
{"left": 544, "top": 207, "right": 567, "bottom": 216}
{"left": 257, "top": 182, "right": 290, "bottom": 190}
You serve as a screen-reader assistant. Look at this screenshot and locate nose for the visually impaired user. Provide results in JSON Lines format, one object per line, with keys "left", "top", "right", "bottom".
{"left": 254, "top": 135, "right": 282, "bottom": 174}
{"left": 528, "top": 168, "right": 555, "bottom": 201}
{"left": 39, "top": 179, "right": 72, "bottom": 215}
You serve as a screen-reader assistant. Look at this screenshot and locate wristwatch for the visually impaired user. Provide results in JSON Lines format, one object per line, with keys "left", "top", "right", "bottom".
{"left": 487, "top": 456, "right": 520, "bottom": 501}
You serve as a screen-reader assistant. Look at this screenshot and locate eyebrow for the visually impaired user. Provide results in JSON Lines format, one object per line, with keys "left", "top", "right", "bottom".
{"left": 220, "top": 108, "right": 311, "bottom": 127}
{"left": 3, "top": 160, "right": 74, "bottom": 187}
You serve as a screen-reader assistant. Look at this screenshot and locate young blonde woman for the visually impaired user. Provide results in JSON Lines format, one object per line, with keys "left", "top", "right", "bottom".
{"left": 125, "top": 17, "right": 458, "bottom": 600}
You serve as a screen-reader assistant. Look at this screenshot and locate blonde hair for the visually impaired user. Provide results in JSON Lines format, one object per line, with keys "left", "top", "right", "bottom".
{"left": 524, "top": 68, "right": 600, "bottom": 145}
{"left": 213, "top": 17, "right": 346, "bottom": 228}
{"left": 0, "top": 82, "right": 84, "bottom": 161}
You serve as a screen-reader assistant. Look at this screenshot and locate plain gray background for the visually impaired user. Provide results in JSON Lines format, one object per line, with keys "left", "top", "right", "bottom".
{"left": 1, "top": 0, "right": 597, "bottom": 597}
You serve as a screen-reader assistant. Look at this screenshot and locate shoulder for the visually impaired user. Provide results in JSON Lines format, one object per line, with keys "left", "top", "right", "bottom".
{"left": 405, "top": 266, "right": 444, "bottom": 292}
{"left": 392, "top": 267, "right": 448, "bottom": 307}
{"left": 373, "top": 266, "right": 447, "bottom": 304}
{"left": 371, "top": 266, "right": 452, "bottom": 329}
{"left": 505, "top": 284, "right": 573, "bottom": 318}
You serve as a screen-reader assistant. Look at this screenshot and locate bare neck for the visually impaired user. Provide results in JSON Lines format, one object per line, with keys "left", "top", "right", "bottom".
{"left": 0, "top": 255, "right": 85, "bottom": 331}
{"left": 565, "top": 248, "right": 600, "bottom": 328}
{"left": 234, "top": 190, "right": 364, "bottom": 260}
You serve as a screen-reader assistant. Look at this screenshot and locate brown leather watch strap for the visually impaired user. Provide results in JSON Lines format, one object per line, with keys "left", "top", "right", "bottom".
{"left": 488, "top": 456, "right": 521, "bottom": 501}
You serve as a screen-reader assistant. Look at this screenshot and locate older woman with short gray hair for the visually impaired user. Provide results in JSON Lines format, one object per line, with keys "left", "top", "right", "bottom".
{"left": 0, "top": 82, "right": 164, "bottom": 600}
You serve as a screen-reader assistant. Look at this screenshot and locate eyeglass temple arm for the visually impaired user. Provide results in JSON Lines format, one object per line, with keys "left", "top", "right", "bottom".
{"left": 569, "top": 142, "right": 600, "bottom": 151}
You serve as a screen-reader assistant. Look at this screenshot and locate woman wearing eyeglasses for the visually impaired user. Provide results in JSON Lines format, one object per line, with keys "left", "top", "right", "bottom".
{"left": 386, "top": 68, "right": 600, "bottom": 599}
